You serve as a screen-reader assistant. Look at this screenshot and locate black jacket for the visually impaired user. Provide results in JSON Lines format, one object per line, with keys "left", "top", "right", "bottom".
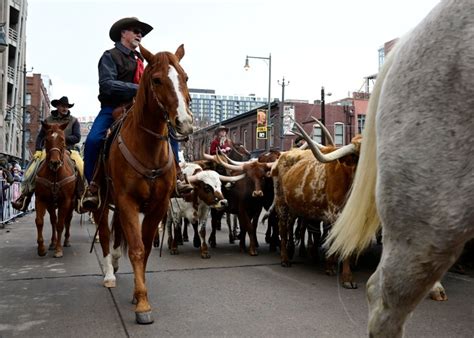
{"left": 35, "top": 110, "right": 81, "bottom": 151}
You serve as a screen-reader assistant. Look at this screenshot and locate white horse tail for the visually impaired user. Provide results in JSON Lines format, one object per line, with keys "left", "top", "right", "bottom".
{"left": 325, "top": 42, "right": 400, "bottom": 260}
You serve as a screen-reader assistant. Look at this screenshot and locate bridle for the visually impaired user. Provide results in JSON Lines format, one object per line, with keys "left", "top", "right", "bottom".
{"left": 47, "top": 146, "right": 64, "bottom": 171}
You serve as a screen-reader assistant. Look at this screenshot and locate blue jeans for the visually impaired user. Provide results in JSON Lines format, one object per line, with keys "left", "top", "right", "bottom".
{"left": 84, "top": 106, "right": 180, "bottom": 182}
{"left": 84, "top": 107, "right": 114, "bottom": 182}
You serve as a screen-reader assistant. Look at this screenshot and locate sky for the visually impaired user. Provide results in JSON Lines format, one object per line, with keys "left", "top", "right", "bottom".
{"left": 26, "top": 0, "right": 441, "bottom": 118}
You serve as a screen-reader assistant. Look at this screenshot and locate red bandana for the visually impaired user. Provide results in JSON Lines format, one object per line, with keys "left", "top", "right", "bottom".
{"left": 133, "top": 53, "right": 144, "bottom": 84}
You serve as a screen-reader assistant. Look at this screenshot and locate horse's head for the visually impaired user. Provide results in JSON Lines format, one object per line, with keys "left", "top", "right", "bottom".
{"left": 138, "top": 44, "right": 194, "bottom": 136}
{"left": 41, "top": 121, "right": 68, "bottom": 172}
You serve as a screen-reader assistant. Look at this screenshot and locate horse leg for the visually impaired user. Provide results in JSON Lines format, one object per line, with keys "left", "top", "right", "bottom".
{"left": 47, "top": 206, "right": 57, "bottom": 250}
{"left": 34, "top": 201, "right": 47, "bottom": 256}
{"left": 429, "top": 280, "right": 448, "bottom": 301}
{"left": 118, "top": 203, "right": 153, "bottom": 324}
{"left": 53, "top": 200, "right": 73, "bottom": 258}
{"left": 111, "top": 212, "right": 122, "bottom": 273}
{"left": 94, "top": 208, "right": 115, "bottom": 288}
{"left": 63, "top": 206, "right": 74, "bottom": 248}
{"left": 341, "top": 257, "right": 357, "bottom": 289}
{"left": 366, "top": 237, "right": 464, "bottom": 337}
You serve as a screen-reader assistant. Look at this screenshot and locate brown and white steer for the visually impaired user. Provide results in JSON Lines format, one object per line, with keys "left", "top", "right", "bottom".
{"left": 271, "top": 129, "right": 361, "bottom": 288}
{"left": 166, "top": 163, "right": 243, "bottom": 258}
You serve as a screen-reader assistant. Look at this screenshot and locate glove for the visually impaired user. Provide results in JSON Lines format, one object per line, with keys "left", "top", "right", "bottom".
{"left": 33, "top": 150, "right": 43, "bottom": 160}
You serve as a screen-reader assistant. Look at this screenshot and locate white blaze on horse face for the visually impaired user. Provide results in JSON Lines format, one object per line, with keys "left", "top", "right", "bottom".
{"left": 168, "top": 65, "right": 193, "bottom": 134}
{"left": 52, "top": 132, "right": 58, "bottom": 139}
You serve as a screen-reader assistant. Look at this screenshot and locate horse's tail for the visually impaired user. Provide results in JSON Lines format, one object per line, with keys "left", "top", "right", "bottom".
{"left": 325, "top": 42, "right": 399, "bottom": 260}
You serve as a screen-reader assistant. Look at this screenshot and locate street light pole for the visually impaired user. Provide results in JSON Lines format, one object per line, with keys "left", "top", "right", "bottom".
{"left": 277, "top": 77, "right": 290, "bottom": 150}
{"left": 321, "top": 86, "right": 326, "bottom": 145}
{"left": 244, "top": 53, "right": 272, "bottom": 151}
{"left": 21, "top": 64, "right": 27, "bottom": 167}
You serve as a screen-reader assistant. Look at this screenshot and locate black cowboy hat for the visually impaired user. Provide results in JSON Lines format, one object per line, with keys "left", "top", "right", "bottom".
{"left": 214, "top": 125, "right": 229, "bottom": 134}
{"left": 51, "top": 96, "right": 74, "bottom": 108}
{"left": 109, "top": 17, "right": 154, "bottom": 42}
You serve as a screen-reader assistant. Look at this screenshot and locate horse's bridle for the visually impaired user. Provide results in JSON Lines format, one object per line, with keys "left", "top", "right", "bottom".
{"left": 47, "top": 147, "right": 64, "bottom": 171}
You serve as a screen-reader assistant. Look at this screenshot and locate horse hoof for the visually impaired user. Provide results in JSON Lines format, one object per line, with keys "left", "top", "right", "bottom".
{"left": 342, "top": 281, "right": 358, "bottom": 289}
{"left": 170, "top": 249, "right": 179, "bottom": 255}
{"left": 64, "top": 241, "right": 71, "bottom": 248}
{"left": 53, "top": 251, "right": 63, "bottom": 258}
{"left": 249, "top": 250, "right": 258, "bottom": 257}
{"left": 104, "top": 278, "right": 116, "bottom": 288}
{"left": 201, "top": 253, "right": 211, "bottom": 259}
{"left": 37, "top": 248, "right": 47, "bottom": 257}
{"left": 183, "top": 236, "right": 189, "bottom": 242}
{"left": 153, "top": 240, "right": 160, "bottom": 248}
{"left": 113, "top": 266, "right": 119, "bottom": 274}
{"left": 135, "top": 311, "right": 154, "bottom": 325}
{"left": 429, "top": 289, "right": 448, "bottom": 301}
{"left": 281, "top": 261, "right": 291, "bottom": 268}
{"left": 48, "top": 243, "right": 55, "bottom": 250}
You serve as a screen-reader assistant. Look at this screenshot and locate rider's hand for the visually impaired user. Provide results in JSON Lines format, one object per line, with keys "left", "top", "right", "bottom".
{"left": 33, "top": 150, "right": 43, "bottom": 159}
{"left": 225, "top": 147, "right": 231, "bottom": 152}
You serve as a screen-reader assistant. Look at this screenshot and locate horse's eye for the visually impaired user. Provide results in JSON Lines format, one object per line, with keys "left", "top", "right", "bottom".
{"left": 185, "top": 76, "right": 189, "bottom": 82}
{"left": 152, "top": 78, "right": 161, "bottom": 85}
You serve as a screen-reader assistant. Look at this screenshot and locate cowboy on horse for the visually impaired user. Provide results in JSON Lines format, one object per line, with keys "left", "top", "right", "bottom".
{"left": 81, "top": 17, "right": 193, "bottom": 211}
{"left": 12, "top": 96, "right": 84, "bottom": 212}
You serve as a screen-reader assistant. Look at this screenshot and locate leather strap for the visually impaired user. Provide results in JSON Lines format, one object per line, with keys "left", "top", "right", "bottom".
{"left": 117, "top": 134, "right": 174, "bottom": 180}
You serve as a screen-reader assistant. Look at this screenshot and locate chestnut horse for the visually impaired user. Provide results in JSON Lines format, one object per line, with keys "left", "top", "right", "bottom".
{"left": 93, "top": 44, "right": 193, "bottom": 325}
{"left": 35, "top": 121, "right": 77, "bottom": 258}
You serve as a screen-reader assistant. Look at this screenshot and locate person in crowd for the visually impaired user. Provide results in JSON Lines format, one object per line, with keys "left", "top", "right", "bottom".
{"left": 81, "top": 17, "right": 192, "bottom": 211}
{"left": 210, "top": 125, "right": 232, "bottom": 155}
{"left": 11, "top": 96, "right": 82, "bottom": 211}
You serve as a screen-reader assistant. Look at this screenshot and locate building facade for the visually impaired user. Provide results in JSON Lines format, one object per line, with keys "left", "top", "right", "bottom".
{"left": 25, "top": 73, "right": 51, "bottom": 156}
{"left": 189, "top": 88, "right": 268, "bottom": 128}
{"left": 187, "top": 99, "right": 358, "bottom": 161}
{"left": 0, "top": 0, "right": 28, "bottom": 160}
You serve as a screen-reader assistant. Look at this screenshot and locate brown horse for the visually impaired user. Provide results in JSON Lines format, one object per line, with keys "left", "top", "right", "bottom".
{"left": 35, "top": 121, "right": 77, "bottom": 258}
{"left": 93, "top": 44, "right": 193, "bottom": 325}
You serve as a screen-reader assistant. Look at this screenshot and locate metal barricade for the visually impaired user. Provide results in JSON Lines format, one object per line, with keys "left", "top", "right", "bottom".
{"left": 1, "top": 180, "right": 35, "bottom": 227}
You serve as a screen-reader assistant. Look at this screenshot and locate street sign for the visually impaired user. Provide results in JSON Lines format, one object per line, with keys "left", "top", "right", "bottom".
{"left": 257, "top": 127, "right": 267, "bottom": 139}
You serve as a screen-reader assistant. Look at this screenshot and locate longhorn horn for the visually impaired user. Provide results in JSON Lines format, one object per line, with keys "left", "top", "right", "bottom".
{"left": 200, "top": 140, "right": 216, "bottom": 161}
{"left": 218, "top": 148, "right": 256, "bottom": 165}
{"left": 294, "top": 121, "right": 356, "bottom": 163}
{"left": 215, "top": 155, "right": 244, "bottom": 171}
{"left": 218, "top": 173, "right": 247, "bottom": 182}
{"left": 311, "top": 116, "right": 335, "bottom": 146}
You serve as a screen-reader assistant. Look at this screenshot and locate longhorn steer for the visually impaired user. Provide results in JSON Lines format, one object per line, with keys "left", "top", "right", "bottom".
{"left": 166, "top": 163, "right": 240, "bottom": 258}
{"left": 271, "top": 134, "right": 361, "bottom": 288}
{"left": 325, "top": 1, "right": 474, "bottom": 336}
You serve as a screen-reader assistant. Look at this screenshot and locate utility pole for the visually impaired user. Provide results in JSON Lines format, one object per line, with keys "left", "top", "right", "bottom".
{"left": 320, "top": 86, "right": 326, "bottom": 145}
{"left": 277, "top": 77, "right": 289, "bottom": 150}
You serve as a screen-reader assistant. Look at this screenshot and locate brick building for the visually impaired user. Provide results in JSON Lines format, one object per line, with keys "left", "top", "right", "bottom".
{"left": 186, "top": 96, "right": 366, "bottom": 161}
{"left": 25, "top": 74, "right": 51, "bottom": 156}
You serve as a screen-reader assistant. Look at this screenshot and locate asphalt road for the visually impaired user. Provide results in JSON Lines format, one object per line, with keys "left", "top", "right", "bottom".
{"left": 0, "top": 211, "right": 472, "bottom": 337}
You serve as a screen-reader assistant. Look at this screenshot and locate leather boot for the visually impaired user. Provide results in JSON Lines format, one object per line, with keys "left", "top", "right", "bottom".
{"left": 11, "top": 192, "right": 33, "bottom": 212}
{"left": 172, "top": 171, "right": 193, "bottom": 198}
{"left": 80, "top": 182, "right": 101, "bottom": 211}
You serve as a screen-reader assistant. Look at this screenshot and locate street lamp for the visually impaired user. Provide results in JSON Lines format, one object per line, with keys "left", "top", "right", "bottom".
{"left": 244, "top": 53, "right": 272, "bottom": 150}
{"left": 320, "top": 86, "right": 332, "bottom": 145}
{"left": 277, "top": 77, "right": 290, "bottom": 150}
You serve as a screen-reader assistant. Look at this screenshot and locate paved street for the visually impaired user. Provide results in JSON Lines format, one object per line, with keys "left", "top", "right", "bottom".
{"left": 0, "top": 211, "right": 473, "bottom": 337}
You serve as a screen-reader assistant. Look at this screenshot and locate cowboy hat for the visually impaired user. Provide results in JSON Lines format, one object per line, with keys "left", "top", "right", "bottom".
{"left": 51, "top": 96, "right": 74, "bottom": 108}
{"left": 214, "top": 125, "right": 229, "bottom": 134}
{"left": 109, "top": 17, "right": 153, "bottom": 42}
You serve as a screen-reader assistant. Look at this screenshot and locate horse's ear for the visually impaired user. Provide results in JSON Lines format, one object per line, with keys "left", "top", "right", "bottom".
{"left": 58, "top": 122, "right": 69, "bottom": 130}
{"left": 139, "top": 44, "right": 154, "bottom": 63}
{"left": 175, "top": 44, "right": 185, "bottom": 61}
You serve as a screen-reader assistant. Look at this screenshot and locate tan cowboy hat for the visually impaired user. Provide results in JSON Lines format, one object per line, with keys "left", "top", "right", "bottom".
{"left": 109, "top": 17, "right": 154, "bottom": 42}
{"left": 214, "top": 125, "right": 229, "bottom": 135}
{"left": 51, "top": 96, "right": 74, "bottom": 108}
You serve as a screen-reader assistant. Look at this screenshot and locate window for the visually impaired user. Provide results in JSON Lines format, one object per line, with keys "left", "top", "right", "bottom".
{"left": 243, "top": 129, "right": 247, "bottom": 148}
{"left": 25, "top": 129, "right": 31, "bottom": 142}
{"left": 26, "top": 111, "right": 31, "bottom": 123}
{"left": 312, "top": 125, "right": 322, "bottom": 143}
{"left": 334, "top": 123, "right": 345, "bottom": 145}
{"left": 357, "top": 114, "right": 366, "bottom": 134}
{"left": 25, "top": 93, "right": 31, "bottom": 105}
{"left": 232, "top": 132, "right": 236, "bottom": 142}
